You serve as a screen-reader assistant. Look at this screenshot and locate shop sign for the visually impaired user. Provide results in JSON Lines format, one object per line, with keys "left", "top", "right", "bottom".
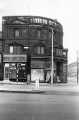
{"left": 31, "top": 61, "right": 44, "bottom": 68}
{"left": 3, "top": 54, "right": 27, "bottom": 62}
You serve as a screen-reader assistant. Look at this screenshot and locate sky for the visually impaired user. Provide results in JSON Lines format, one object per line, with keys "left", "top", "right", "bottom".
{"left": 0, "top": 0, "right": 78, "bottom": 64}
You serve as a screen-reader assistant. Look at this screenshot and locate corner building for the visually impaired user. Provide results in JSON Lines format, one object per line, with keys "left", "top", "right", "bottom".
{"left": 2, "top": 16, "right": 68, "bottom": 83}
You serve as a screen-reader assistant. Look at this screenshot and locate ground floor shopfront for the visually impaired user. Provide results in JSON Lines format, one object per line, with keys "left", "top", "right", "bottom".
{"left": 53, "top": 60, "right": 67, "bottom": 83}
{"left": 4, "top": 63, "right": 27, "bottom": 82}
{"left": 4, "top": 63, "right": 45, "bottom": 83}
{"left": 2, "top": 54, "right": 67, "bottom": 83}
{"left": 3, "top": 54, "right": 27, "bottom": 82}
{"left": 3, "top": 55, "right": 51, "bottom": 83}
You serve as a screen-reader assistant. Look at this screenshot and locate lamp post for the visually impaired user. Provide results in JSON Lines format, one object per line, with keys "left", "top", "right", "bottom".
{"left": 24, "top": 46, "right": 31, "bottom": 84}
{"left": 77, "top": 51, "right": 78, "bottom": 84}
{"left": 51, "top": 28, "right": 53, "bottom": 84}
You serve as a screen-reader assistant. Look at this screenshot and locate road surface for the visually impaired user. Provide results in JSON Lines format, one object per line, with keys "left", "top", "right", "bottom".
{"left": 0, "top": 92, "right": 79, "bottom": 120}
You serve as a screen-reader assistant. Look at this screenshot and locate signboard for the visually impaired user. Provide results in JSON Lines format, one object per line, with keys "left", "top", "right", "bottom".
{"left": 31, "top": 61, "right": 44, "bottom": 68}
{"left": 3, "top": 54, "right": 27, "bottom": 62}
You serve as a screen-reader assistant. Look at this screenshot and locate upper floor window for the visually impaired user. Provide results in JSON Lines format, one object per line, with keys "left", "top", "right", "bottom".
{"left": 41, "top": 30, "right": 48, "bottom": 39}
{"left": 15, "top": 30, "right": 20, "bottom": 37}
{"left": 22, "top": 29, "right": 28, "bottom": 37}
{"left": 10, "top": 46, "right": 13, "bottom": 54}
{"left": 37, "top": 46, "right": 44, "bottom": 54}
{"left": 37, "top": 30, "right": 40, "bottom": 38}
{"left": 30, "top": 29, "right": 36, "bottom": 37}
{"left": 63, "top": 51, "right": 67, "bottom": 56}
{"left": 9, "top": 45, "right": 23, "bottom": 54}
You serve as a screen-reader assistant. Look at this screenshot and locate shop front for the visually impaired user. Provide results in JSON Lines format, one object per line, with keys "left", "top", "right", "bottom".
{"left": 3, "top": 54, "right": 27, "bottom": 82}
{"left": 31, "top": 60, "right": 45, "bottom": 83}
{"left": 53, "top": 48, "right": 68, "bottom": 83}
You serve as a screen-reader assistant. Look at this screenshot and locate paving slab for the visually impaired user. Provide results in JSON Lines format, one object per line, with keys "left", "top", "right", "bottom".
{"left": 0, "top": 82, "right": 79, "bottom": 94}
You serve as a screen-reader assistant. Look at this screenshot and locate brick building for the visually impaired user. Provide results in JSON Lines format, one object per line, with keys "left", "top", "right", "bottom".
{"left": 1, "top": 16, "right": 68, "bottom": 83}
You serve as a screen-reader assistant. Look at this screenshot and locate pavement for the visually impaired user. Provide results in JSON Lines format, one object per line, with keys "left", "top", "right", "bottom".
{"left": 0, "top": 81, "right": 79, "bottom": 94}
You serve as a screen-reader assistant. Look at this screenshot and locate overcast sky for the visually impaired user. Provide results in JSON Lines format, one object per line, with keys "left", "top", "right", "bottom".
{"left": 0, "top": 0, "right": 78, "bottom": 64}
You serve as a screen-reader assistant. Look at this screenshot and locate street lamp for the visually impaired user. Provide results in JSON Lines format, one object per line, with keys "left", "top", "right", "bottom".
{"left": 24, "top": 46, "right": 31, "bottom": 84}
{"left": 51, "top": 28, "right": 53, "bottom": 84}
{"left": 77, "top": 51, "right": 79, "bottom": 84}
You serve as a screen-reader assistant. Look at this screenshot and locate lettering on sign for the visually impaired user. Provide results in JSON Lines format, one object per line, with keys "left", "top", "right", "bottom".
{"left": 31, "top": 61, "right": 44, "bottom": 68}
{"left": 3, "top": 54, "right": 27, "bottom": 62}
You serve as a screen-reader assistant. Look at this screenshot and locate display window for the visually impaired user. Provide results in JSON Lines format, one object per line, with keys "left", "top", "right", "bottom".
{"left": 31, "top": 69, "right": 44, "bottom": 82}
{"left": 4, "top": 63, "right": 27, "bottom": 82}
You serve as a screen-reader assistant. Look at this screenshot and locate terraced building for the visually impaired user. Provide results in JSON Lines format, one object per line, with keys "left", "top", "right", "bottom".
{"left": 1, "top": 16, "right": 68, "bottom": 83}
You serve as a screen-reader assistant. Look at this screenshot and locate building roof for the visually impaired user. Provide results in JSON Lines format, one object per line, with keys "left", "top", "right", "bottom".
{"left": 2, "top": 16, "right": 63, "bottom": 32}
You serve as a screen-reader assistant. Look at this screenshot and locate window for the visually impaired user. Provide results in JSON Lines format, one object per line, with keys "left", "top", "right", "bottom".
{"left": 10, "top": 46, "right": 13, "bottom": 54}
{"left": 37, "top": 46, "right": 44, "bottom": 54}
{"left": 30, "top": 29, "right": 36, "bottom": 37}
{"left": 41, "top": 47, "right": 44, "bottom": 54}
{"left": 48, "top": 29, "right": 52, "bottom": 40}
{"left": 37, "top": 47, "right": 40, "bottom": 54}
{"left": 15, "top": 30, "right": 19, "bottom": 37}
{"left": 41, "top": 30, "right": 48, "bottom": 39}
{"left": 37, "top": 30, "right": 40, "bottom": 38}
{"left": 22, "top": 29, "right": 28, "bottom": 37}
{"left": 63, "top": 51, "right": 67, "bottom": 56}
{"left": 10, "top": 45, "right": 23, "bottom": 54}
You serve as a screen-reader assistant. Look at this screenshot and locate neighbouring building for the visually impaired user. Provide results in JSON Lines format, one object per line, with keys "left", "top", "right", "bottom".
{"left": 0, "top": 32, "right": 3, "bottom": 80}
{"left": 0, "top": 16, "right": 68, "bottom": 83}
{"left": 68, "top": 62, "right": 79, "bottom": 84}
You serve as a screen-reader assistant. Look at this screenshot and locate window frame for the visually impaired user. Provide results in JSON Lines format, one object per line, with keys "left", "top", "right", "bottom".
{"left": 10, "top": 46, "right": 13, "bottom": 54}
{"left": 37, "top": 46, "right": 45, "bottom": 55}
{"left": 14, "top": 29, "right": 20, "bottom": 38}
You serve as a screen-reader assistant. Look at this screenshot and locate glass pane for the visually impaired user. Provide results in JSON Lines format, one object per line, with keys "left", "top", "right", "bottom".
{"left": 41, "top": 47, "right": 44, "bottom": 54}
{"left": 37, "top": 47, "right": 40, "bottom": 54}
{"left": 9, "top": 64, "right": 17, "bottom": 80}
{"left": 15, "top": 30, "right": 19, "bottom": 37}
{"left": 10, "top": 46, "right": 13, "bottom": 53}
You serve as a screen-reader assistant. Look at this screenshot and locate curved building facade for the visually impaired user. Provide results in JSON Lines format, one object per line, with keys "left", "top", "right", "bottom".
{"left": 2, "top": 16, "right": 68, "bottom": 83}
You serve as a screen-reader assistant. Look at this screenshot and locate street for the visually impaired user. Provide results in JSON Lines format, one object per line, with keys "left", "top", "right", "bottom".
{"left": 0, "top": 92, "right": 79, "bottom": 120}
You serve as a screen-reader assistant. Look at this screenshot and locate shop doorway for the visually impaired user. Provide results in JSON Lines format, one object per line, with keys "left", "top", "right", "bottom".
{"left": 56, "top": 62, "right": 63, "bottom": 83}
{"left": 17, "top": 64, "right": 27, "bottom": 82}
